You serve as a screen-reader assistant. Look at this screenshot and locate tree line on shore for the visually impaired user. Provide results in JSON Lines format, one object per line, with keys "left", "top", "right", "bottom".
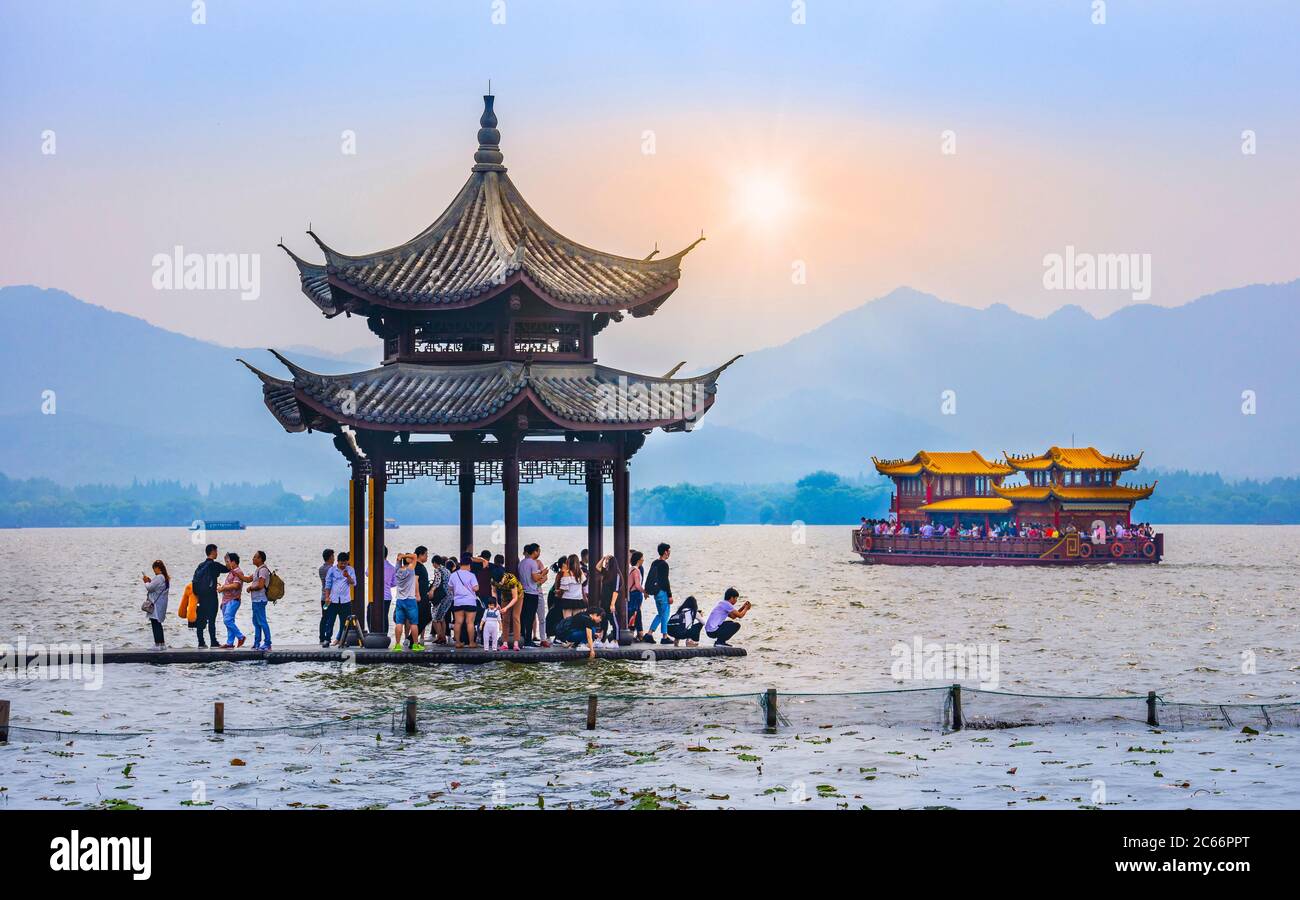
{"left": 1, "top": 470, "right": 1298, "bottom": 528}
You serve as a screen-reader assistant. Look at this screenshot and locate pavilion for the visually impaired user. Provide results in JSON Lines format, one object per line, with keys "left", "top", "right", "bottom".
{"left": 242, "top": 95, "right": 738, "bottom": 646}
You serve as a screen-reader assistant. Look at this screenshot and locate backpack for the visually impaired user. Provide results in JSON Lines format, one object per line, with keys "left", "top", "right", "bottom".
{"left": 192, "top": 560, "right": 218, "bottom": 597}
{"left": 265, "top": 569, "right": 285, "bottom": 602}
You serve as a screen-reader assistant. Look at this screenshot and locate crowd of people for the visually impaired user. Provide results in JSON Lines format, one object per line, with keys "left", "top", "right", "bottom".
{"left": 858, "top": 517, "right": 1156, "bottom": 542}
{"left": 143, "top": 540, "right": 751, "bottom": 658}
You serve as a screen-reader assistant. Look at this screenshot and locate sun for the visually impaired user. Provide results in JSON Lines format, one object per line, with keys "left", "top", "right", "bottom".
{"left": 731, "top": 170, "right": 798, "bottom": 233}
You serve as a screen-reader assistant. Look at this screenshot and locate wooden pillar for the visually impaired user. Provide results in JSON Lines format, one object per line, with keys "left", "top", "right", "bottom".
{"left": 586, "top": 460, "right": 604, "bottom": 560}
{"left": 1053, "top": 502, "right": 1061, "bottom": 531}
{"left": 503, "top": 450, "right": 520, "bottom": 573}
{"left": 458, "top": 459, "right": 475, "bottom": 555}
{"left": 368, "top": 453, "right": 387, "bottom": 635}
{"left": 612, "top": 445, "right": 631, "bottom": 643}
{"left": 349, "top": 465, "right": 366, "bottom": 625}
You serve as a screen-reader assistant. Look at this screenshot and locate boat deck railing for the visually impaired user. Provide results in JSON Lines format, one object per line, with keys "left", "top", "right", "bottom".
{"left": 853, "top": 528, "right": 1161, "bottom": 560}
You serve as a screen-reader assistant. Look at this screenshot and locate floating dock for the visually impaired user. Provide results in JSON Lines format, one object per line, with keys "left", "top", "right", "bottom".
{"left": 77, "top": 644, "right": 746, "bottom": 666}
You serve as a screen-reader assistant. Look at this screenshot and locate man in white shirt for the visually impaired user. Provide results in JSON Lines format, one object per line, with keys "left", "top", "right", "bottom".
{"left": 704, "top": 588, "right": 751, "bottom": 647}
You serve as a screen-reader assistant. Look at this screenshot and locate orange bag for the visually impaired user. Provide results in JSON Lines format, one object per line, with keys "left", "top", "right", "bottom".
{"left": 177, "top": 583, "right": 197, "bottom": 622}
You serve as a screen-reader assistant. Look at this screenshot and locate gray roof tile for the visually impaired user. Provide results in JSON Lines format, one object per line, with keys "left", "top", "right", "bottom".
{"left": 242, "top": 353, "right": 741, "bottom": 433}
{"left": 279, "top": 98, "right": 702, "bottom": 317}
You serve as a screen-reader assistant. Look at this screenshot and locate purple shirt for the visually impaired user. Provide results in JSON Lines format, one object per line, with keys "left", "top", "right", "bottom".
{"left": 705, "top": 599, "right": 735, "bottom": 633}
{"left": 518, "top": 556, "right": 543, "bottom": 596}
{"left": 449, "top": 569, "right": 479, "bottom": 608}
{"left": 383, "top": 559, "right": 397, "bottom": 598}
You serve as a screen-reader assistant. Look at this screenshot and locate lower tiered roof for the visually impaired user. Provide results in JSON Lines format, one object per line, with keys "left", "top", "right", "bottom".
{"left": 993, "top": 483, "right": 1157, "bottom": 502}
{"left": 241, "top": 351, "right": 741, "bottom": 435}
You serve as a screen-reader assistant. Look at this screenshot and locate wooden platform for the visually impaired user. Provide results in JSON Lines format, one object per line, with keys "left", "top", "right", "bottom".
{"left": 83, "top": 643, "right": 746, "bottom": 665}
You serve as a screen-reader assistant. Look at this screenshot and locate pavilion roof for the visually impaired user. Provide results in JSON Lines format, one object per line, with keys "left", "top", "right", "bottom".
{"left": 993, "top": 483, "right": 1156, "bottom": 502}
{"left": 872, "top": 450, "right": 1013, "bottom": 478}
{"left": 1003, "top": 446, "right": 1143, "bottom": 472}
{"left": 280, "top": 95, "right": 703, "bottom": 318}
{"left": 240, "top": 351, "right": 741, "bottom": 434}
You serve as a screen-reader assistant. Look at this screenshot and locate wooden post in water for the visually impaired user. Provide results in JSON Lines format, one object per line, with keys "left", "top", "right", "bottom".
{"left": 213, "top": 701, "right": 224, "bottom": 734}
{"left": 0, "top": 699, "right": 10, "bottom": 743}
{"left": 404, "top": 696, "right": 417, "bottom": 734}
{"left": 950, "top": 684, "right": 963, "bottom": 731}
{"left": 764, "top": 688, "right": 778, "bottom": 733}
{"left": 586, "top": 694, "right": 597, "bottom": 730}
{"left": 1146, "top": 691, "right": 1158, "bottom": 727}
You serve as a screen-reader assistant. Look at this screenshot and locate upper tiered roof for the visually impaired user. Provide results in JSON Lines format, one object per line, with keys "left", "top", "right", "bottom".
{"left": 280, "top": 95, "right": 703, "bottom": 318}
{"left": 1004, "top": 446, "right": 1142, "bottom": 472}
{"left": 872, "top": 451, "right": 1014, "bottom": 478}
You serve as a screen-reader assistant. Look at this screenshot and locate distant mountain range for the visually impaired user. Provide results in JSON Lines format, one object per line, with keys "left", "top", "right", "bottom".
{"left": 641, "top": 282, "right": 1300, "bottom": 483}
{"left": 1, "top": 281, "right": 1295, "bottom": 494}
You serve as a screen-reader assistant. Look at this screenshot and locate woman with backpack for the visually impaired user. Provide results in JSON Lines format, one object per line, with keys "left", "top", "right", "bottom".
{"left": 666, "top": 595, "right": 703, "bottom": 647}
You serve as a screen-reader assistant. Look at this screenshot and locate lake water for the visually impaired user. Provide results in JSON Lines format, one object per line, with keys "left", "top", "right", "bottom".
{"left": 1, "top": 524, "right": 1297, "bottom": 809}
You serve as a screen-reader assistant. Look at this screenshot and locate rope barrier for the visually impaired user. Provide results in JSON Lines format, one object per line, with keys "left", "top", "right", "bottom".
{"left": 3, "top": 688, "right": 1297, "bottom": 740}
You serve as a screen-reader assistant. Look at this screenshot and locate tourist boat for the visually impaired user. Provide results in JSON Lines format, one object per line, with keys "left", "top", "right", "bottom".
{"left": 853, "top": 447, "right": 1163, "bottom": 566}
{"left": 189, "top": 520, "right": 245, "bottom": 531}
{"left": 384, "top": 517, "right": 399, "bottom": 530}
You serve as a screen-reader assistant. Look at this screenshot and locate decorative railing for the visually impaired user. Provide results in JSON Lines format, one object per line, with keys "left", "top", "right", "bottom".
{"left": 852, "top": 529, "right": 1162, "bottom": 560}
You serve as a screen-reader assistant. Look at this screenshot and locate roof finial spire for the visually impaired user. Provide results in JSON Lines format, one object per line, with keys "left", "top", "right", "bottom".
{"left": 472, "top": 90, "right": 506, "bottom": 172}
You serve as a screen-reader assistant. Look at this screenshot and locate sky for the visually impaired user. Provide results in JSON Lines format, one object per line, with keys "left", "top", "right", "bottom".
{"left": 1, "top": 0, "right": 1297, "bottom": 372}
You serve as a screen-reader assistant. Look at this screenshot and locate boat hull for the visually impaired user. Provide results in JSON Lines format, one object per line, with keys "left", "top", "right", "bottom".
{"left": 852, "top": 530, "right": 1162, "bottom": 566}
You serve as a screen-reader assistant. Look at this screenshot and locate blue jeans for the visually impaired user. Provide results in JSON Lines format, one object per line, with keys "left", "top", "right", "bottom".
{"left": 628, "top": 590, "right": 644, "bottom": 631}
{"left": 648, "top": 591, "right": 671, "bottom": 635}
{"left": 251, "top": 601, "right": 271, "bottom": 648}
{"left": 222, "top": 600, "right": 244, "bottom": 644}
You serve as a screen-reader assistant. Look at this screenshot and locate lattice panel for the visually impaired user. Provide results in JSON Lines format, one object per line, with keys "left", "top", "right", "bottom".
{"left": 381, "top": 459, "right": 462, "bottom": 485}
{"left": 519, "top": 458, "right": 613, "bottom": 485}
{"left": 357, "top": 457, "right": 613, "bottom": 485}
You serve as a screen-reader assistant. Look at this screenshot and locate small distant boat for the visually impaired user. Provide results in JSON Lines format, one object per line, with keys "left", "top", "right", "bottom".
{"left": 190, "top": 520, "right": 246, "bottom": 531}
{"left": 384, "top": 517, "right": 399, "bottom": 530}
